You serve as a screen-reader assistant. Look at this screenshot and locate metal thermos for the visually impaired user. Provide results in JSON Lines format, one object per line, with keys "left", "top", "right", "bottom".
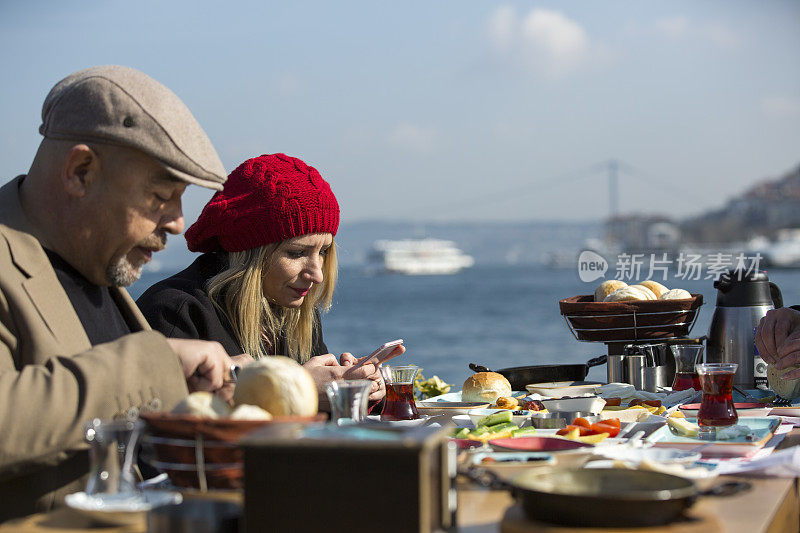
{"left": 707, "top": 269, "right": 783, "bottom": 388}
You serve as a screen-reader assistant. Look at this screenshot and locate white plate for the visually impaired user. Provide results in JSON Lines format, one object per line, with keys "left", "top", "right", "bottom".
{"left": 65, "top": 490, "right": 182, "bottom": 526}
{"left": 451, "top": 414, "right": 474, "bottom": 428}
{"left": 541, "top": 396, "right": 606, "bottom": 414}
{"left": 365, "top": 415, "right": 432, "bottom": 427}
{"left": 415, "top": 402, "right": 491, "bottom": 417}
{"left": 419, "top": 390, "right": 528, "bottom": 403}
{"left": 526, "top": 381, "right": 602, "bottom": 398}
{"left": 593, "top": 447, "right": 702, "bottom": 465}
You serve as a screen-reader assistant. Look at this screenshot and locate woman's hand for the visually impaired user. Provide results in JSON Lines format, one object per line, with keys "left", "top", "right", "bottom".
{"left": 303, "top": 353, "right": 389, "bottom": 403}
{"left": 340, "top": 352, "right": 387, "bottom": 402}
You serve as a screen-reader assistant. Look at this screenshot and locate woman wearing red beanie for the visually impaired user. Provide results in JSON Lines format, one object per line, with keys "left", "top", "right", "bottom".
{"left": 137, "top": 153, "right": 401, "bottom": 407}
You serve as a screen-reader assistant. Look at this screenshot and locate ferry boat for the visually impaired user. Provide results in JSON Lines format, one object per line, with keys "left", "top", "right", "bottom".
{"left": 369, "top": 239, "right": 475, "bottom": 275}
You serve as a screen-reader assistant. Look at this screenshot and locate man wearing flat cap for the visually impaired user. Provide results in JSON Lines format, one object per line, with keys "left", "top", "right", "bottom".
{"left": 0, "top": 65, "right": 238, "bottom": 521}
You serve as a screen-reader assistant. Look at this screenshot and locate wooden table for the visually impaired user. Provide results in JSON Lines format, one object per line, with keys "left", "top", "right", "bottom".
{"left": 457, "top": 429, "right": 800, "bottom": 533}
{"left": 4, "top": 433, "right": 800, "bottom": 532}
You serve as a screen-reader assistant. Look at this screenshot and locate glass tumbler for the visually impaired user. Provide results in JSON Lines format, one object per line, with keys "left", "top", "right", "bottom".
{"left": 84, "top": 418, "right": 143, "bottom": 496}
{"left": 696, "top": 363, "right": 739, "bottom": 434}
{"left": 380, "top": 365, "right": 420, "bottom": 421}
{"left": 325, "top": 380, "right": 372, "bottom": 425}
{"left": 670, "top": 344, "right": 704, "bottom": 391}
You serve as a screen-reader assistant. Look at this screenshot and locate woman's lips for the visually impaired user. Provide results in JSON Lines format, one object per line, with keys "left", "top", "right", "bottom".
{"left": 291, "top": 287, "right": 309, "bottom": 297}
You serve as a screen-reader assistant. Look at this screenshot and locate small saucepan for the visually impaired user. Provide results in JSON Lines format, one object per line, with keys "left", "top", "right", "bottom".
{"left": 469, "top": 356, "right": 607, "bottom": 391}
{"left": 466, "top": 467, "right": 750, "bottom": 528}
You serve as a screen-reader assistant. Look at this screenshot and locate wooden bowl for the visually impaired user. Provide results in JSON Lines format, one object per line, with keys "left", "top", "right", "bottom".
{"left": 139, "top": 411, "right": 325, "bottom": 489}
{"left": 559, "top": 294, "right": 704, "bottom": 342}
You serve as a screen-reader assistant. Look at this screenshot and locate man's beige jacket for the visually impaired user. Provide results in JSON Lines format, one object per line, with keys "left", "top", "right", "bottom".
{"left": 0, "top": 176, "right": 188, "bottom": 521}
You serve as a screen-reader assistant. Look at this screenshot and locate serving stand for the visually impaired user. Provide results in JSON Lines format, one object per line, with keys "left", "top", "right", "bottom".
{"left": 559, "top": 294, "right": 705, "bottom": 383}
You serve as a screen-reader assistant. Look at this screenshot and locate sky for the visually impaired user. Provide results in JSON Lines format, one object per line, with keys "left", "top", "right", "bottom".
{"left": 1, "top": 1, "right": 798, "bottom": 225}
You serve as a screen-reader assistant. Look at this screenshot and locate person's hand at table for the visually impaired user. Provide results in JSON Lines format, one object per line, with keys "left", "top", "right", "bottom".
{"left": 339, "top": 349, "right": 403, "bottom": 402}
{"left": 771, "top": 331, "right": 800, "bottom": 380}
{"left": 756, "top": 308, "right": 800, "bottom": 369}
{"left": 216, "top": 353, "right": 256, "bottom": 404}
{"left": 166, "top": 338, "right": 234, "bottom": 393}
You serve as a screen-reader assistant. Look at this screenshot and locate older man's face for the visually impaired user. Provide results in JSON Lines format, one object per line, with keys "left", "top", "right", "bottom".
{"left": 83, "top": 147, "right": 187, "bottom": 286}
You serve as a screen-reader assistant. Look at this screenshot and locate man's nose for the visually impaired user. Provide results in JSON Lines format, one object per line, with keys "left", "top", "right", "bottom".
{"left": 161, "top": 197, "right": 185, "bottom": 235}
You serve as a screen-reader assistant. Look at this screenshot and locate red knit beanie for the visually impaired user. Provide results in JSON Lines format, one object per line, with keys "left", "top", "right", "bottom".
{"left": 185, "top": 153, "right": 340, "bottom": 253}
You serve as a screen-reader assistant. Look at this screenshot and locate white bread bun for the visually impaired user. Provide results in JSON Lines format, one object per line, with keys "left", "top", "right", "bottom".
{"left": 604, "top": 286, "right": 651, "bottom": 302}
{"left": 233, "top": 356, "right": 318, "bottom": 416}
{"left": 629, "top": 285, "right": 657, "bottom": 300}
{"left": 230, "top": 404, "right": 273, "bottom": 421}
{"left": 594, "top": 280, "right": 627, "bottom": 302}
{"left": 172, "top": 392, "right": 231, "bottom": 418}
{"left": 631, "top": 285, "right": 658, "bottom": 300}
{"left": 768, "top": 364, "right": 800, "bottom": 400}
{"left": 462, "top": 372, "right": 512, "bottom": 403}
{"left": 660, "top": 288, "right": 692, "bottom": 300}
{"left": 638, "top": 280, "right": 669, "bottom": 299}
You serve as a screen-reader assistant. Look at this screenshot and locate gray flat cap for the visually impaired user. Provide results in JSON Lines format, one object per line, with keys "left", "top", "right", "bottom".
{"left": 39, "top": 65, "right": 226, "bottom": 190}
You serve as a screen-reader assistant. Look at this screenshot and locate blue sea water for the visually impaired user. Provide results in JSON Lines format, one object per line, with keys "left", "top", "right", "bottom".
{"left": 129, "top": 265, "right": 800, "bottom": 390}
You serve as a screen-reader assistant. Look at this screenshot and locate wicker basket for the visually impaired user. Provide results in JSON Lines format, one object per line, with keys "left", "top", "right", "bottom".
{"left": 140, "top": 412, "right": 326, "bottom": 490}
{"left": 559, "top": 294, "right": 704, "bottom": 343}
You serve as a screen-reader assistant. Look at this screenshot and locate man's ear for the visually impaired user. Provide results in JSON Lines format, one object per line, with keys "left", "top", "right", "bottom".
{"left": 61, "top": 144, "right": 100, "bottom": 197}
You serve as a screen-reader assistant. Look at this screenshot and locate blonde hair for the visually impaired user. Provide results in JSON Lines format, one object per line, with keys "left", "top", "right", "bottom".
{"left": 206, "top": 239, "right": 338, "bottom": 363}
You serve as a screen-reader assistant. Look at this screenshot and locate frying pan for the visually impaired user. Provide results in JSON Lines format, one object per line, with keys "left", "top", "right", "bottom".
{"left": 469, "top": 356, "right": 607, "bottom": 391}
{"left": 467, "top": 467, "right": 750, "bottom": 527}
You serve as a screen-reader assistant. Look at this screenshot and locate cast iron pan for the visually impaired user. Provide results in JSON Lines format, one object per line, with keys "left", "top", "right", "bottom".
{"left": 467, "top": 467, "right": 750, "bottom": 527}
{"left": 469, "top": 355, "right": 607, "bottom": 391}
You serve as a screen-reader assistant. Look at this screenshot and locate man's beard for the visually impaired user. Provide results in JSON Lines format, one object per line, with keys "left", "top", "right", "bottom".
{"left": 106, "top": 232, "right": 167, "bottom": 287}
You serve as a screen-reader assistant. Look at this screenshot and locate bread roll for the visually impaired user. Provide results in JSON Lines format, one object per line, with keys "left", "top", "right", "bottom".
{"left": 660, "top": 288, "right": 692, "bottom": 300}
{"left": 594, "top": 280, "right": 627, "bottom": 302}
{"left": 172, "top": 392, "right": 231, "bottom": 418}
{"left": 767, "top": 364, "right": 800, "bottom": 400}
{"left": 233, "top": 356, "right": 318, "bottom": 416}
{"left": 604, "top": 286, "right": 651, "bottom": 302}
{"left": 638, "top": 280, "right": 668, "bottom": 299}
{"left": 463, "top": 372, "right": 512, "bottom": 403}
{"left": 629, "top": 285, "right": 657, "bottom": 300}
{"left": 230, "top": 404, "right": 273, "bottom": 420}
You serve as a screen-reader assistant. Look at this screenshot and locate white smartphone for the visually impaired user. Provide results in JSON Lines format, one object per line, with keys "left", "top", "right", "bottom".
{"left": 352, "top": 339, "right": 403, "bottom": 369}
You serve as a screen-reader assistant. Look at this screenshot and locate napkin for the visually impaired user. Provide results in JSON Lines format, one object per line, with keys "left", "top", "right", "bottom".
{"left": 713, "top": 445, "right": 800, "bottom": 477}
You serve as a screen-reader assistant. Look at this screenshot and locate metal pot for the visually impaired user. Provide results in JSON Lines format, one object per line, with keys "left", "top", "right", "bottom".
{"left": 467, "top": 467, "right": 749, "bottom": 528}
{"left": 469, "top": 356, "right": 606, "bottom": 391}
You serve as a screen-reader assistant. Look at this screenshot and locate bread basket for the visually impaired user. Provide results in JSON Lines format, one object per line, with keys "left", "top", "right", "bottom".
{"left": 559, "top": 294, "right": 704, "bottom": 342}
{"left": 139, "top": 412, "right": 325, "bottom": 490}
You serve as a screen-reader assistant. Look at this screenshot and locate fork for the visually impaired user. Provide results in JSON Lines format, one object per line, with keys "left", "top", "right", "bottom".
{"left": 732, "top": 385, "right": 763, "bottom": 404}
{"left": 773, "top": 395, "right": 793, "bottom": 407}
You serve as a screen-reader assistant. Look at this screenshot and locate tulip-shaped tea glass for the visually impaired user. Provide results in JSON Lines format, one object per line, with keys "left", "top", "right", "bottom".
{"left": 696, "top": 363, "right": 738, "bottom": 438}
{"left": 84, "top": 418, "right": 143, "bottom": 496}
{"left": 325, "top": 379, "right": 372, "bottom": 425}
{"left": 380, "top": 365, "right": 420, "bottom": 421}
{"left": 670, "top": 344, "right": 704, "bottom": 391}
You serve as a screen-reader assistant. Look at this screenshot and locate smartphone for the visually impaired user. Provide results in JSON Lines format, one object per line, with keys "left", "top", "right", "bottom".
{"left": 352, "top": 339, "right": 403, "bottom": 369}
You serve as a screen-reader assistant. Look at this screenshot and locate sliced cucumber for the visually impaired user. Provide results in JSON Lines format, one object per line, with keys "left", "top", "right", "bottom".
{"left": 477, "top": 410, "right": 513, "bottom": 427}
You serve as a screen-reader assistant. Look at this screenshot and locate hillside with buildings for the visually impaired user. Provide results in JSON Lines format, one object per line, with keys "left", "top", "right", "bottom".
{"left": 680, "top": 164, "right": 800, "bottom": 243}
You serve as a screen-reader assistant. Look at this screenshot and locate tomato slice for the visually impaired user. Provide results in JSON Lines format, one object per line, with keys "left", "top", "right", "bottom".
{"left": 599, "top": 417, "right": 621, "bottom": 428}
{"left": 590, "top": 422, "right": 620, "bottom": 437}
{"left": 603, "top": 397, "right": 622, "bottom": 406}
{"left": 573, "top": 417, "right": 592, "bottom": 428}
